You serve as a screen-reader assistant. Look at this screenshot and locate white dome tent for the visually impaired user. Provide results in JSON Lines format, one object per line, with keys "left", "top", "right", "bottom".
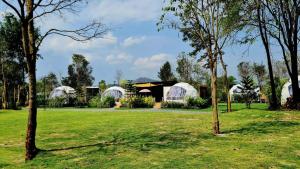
{"left": 166, "top": 82, "right": 198, "bottom": 102}
{"left": 102, "top": 86, "right": 125, "bottom": 100}
{"left": 49, "top": 86, "right": 76, "bottom": 99}
{"left": 281, "top": 76, "right": 300, "bottom": 105}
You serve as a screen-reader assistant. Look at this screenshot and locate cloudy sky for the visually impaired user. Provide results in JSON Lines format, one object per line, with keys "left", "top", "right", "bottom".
{"left": 0, "top": 0, "right": 280, "bottom": 84}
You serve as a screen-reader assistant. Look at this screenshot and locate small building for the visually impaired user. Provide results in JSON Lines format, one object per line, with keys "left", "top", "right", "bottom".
{"left": 133, "top": 81, "right": 176, "bottom": 102}
{"left": 85, "top": 86, "right": 100, "bottom": 101}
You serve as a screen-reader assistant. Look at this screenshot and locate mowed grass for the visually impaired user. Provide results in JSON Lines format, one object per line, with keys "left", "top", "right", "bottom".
{"left": 0, "top": 104, "right": 299, "bottom": 168}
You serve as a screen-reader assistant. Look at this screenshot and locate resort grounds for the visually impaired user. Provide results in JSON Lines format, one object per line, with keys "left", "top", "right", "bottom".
{"left": 0, "top": 103, "right": 299, "bottom": 168}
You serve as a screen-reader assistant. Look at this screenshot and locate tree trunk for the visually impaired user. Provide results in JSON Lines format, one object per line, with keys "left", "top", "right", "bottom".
{"left": 290, "top": 52, "right": 300, "bottom": 103}
{"left": 219, "top": 54, "right": 231, "bottom": 112}
{"left": 257, "top": 4, "right": 279, "bottom": 109}
{"left": 25, "top": 62, "right": 38, "bottom": 160}
{"left": 24, "top": 0, "right": 39, "bottom": 160}
{"left": 2, "top": 80, "right": 8, "bottom": 109}
{"left": 211, "top": 59, "right": 220, "bottom": 134}
{"left": 17, "top": 85, "right": 21, "bottom": 106}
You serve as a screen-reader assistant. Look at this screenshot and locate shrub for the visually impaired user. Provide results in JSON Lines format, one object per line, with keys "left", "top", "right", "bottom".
{"left": 120, "top": 96, "right": 155, "bottom": 108}
{"left": 88, "top": 96, "right": 101, "bottom": 108}
{"left": 48, "top": 97, "right": 65, "bottom": 108}
{"left": 99, "top": 96, "right": 116, "bottom": 108}
{"left": 161, "top": 101, "right": 185, "bottom": 109}
{"left": 187, "top": 97, "right": 209, "bottom": 108}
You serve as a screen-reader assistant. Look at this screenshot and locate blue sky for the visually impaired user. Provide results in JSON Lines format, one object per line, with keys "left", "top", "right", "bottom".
{"left": 0, "top": 0, "right": 281, "bottom": 85}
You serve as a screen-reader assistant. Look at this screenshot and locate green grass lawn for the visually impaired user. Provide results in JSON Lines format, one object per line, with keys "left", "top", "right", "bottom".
{"left": 0, "top": 103, "right": 299, "bottom": 168}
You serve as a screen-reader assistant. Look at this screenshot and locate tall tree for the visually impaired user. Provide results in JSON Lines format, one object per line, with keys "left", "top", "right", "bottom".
{"left": 99, "top": 80, "right": 107, "bottom": 94}
{"left": 0, "top": 13, "right": 26, "bottom": 109}
{"left": 63, "top": 54, "right": 94, "bottom": 91}
{"left": 160, "top": 0, "right": 236, "bottom": 134}
{"left": 158, "top": 61, "right": 175, "bottom": 82}
{"left": 176, "top": 52, "right": 193, "bottom": 82}
{"left": 1, "top": 0, "right": 107, "bottom": 160}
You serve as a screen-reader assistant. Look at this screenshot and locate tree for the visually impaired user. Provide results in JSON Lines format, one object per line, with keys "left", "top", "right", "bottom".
{"left": 158, "top": 61, "right": 175, "bottom": 82}
{"left": 0, "top": 13, "right": 26, "bottom": 109}
{"left": 1, "top": 0, "right": 107, "bottom": 160}
{"left": 99, "top": 80, "right": 107, "bottom": 94}
{"left": 39, "top": 72, "right": 59, "bottom": 95}
{"left": 159, "top": 0, "right": 235, "bottom": 134}
{"left": 63, "top": 54, "right": 94, "bottom": 91}
{"left": 239, "top": 75, "right": 256, "bottom": 109}
{"left": 252, "top": 62, "right": 266, "bottom": 91}
{"left": 176, "top": 52, "right": 193, "bottom": 82}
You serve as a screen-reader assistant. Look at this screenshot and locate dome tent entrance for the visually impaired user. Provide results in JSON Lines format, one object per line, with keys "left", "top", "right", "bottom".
{"left": 49, "top": 86, "right": 76, "bottom": 99}
{"left": 102, "top": 86, "right": 125, "bottom": 100}
{"left": 166, "top": 82, "right": 198, "bottom": 102}
{"left": 281, "top": 76, "right": 300, "bottom": 105}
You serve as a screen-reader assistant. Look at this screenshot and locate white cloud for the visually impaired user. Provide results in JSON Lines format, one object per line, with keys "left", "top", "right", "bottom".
{"left": 81, "top": 0, "right": 163, "bottom": 24}
{"left": 106, "top": 52, "right": 132, "bottom": 64}
{"left": 122, "top": 36, "right": 146, "bottom": 47}
{"left": 134, "top": 53, "right": 171, "bottom": 70}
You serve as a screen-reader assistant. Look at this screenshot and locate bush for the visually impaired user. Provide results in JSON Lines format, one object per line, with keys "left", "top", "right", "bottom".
{"left": 88, "top": 96, "right": 101, "bottom": 108}
{"left": 161, "top": 101, "right": 185, "bottom": 109}
{"left": 161, "top": 97, "right": 209, "bottom": 109}
{"left": 100, "top": 96, "right": 116, "bottom": 108}
{"left": 187, "top": 97, "right": 209, "bottom": 108}
{"left": 48, "top": 97, "right": 65, "bottom": 108}
{"left": 120, "top": 96, "right": 155, "bottom": 108}
{"left": 88, "top": 96, "right": 115, "bottom": 108}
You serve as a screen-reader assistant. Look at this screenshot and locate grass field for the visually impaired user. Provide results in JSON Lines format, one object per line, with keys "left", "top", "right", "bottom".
{"left": 0, "top": 103, "right": 299, "bottom": 168}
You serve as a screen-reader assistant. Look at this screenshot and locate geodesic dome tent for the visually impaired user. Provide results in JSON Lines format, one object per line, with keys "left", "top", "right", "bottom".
{"left": 166, "top": 82, "right": 198, "bottom": 102}
{"left": 49, "top": 86, "right": 76, "bottom": 99}
{"left": 281, "top": 76, "right": 300, "bottom": 105}
{"left": 102, "top": 86, "right": 125, "bottom": 100}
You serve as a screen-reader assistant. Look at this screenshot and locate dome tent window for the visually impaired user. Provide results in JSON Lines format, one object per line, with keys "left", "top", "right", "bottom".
{"left": 166, "top": 82, "right": 198, "bottom": 102}
{"left": 102, "top": 86, "right": 125, "bottom": 100}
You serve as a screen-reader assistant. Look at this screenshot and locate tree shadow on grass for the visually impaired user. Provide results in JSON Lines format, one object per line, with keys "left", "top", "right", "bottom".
{"left": 40, "top": 130, "right": 213, "bottom": 154}
{"left": 223, "top": 121, "right": 300, "bottom": 135}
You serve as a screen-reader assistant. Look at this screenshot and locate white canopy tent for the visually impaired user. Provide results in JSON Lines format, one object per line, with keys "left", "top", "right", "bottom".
{"left": 281, "top": 76, "right": 300, "bottom": 105}
{"left": 166, "top": 82, "right": 198, "bottom": 102}
{"left": 49, "top": 86, "right": 76, "bottom": 99}
{"left": 102, "top": 86, "right": 125, "bottom": 100}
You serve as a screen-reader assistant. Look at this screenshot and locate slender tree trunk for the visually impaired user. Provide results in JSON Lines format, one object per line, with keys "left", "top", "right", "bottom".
{"left": 12, "top": 85, "right": 17, "bottom": 110}
{"left": 257, "top": 4, "right": 279, "bottom": 109}
{"left": 2, "top": 80, "right": 8, "bottom": 109}
{"left": 219, "top": 54, "right": 231, "bottom": 112}
{"left": 211, "top": 57, "right": 220, "bottom": 134}
{"left": 17, "top": 85, "right": 21, "bottom": 106}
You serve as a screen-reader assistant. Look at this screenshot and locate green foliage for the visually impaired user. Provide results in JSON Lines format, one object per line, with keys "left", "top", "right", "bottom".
{"left": 186, "top": 97, "right": 209, "bottom": 109}
{"left": 264, "top": 77, "right": 287, "bottom": 105}
{"left": 62, "top": 54, "right": 94, "bottom": 91}
{"left": 120, "top": 96, "right": 155, "bottom": 108}
{"left": 99, "top": 80, "right": 107, "bottom": 94}
{"left": 239, "top": 75, "right": 257, "bottom": 109}
{"left": 161, "top": 101, "right": 186, "bottom": 109}
{"left": 47, "top": 97, "right": 65, "bottom": 108}
{"left": 88, "top": 96, "right": 115, "bottom": 108}
{"left": 158, "top": 61, "right": 175, "bottom": 82}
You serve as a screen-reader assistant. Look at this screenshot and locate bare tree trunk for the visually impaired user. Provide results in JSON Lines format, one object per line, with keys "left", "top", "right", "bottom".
{"left": 2, "top": 80, "right": 8, "bottom": 109}
{"left": 24, "top": 0, "right": 39, "bottom": 161}
{"left": 25, "top": 62, "right": 38, "bottom": 160}
{"left": 257, "top": 3, "right": 279, "bottom": 109}
{"left": 17, "top": 85, "right": 21, "bottom": 106}
{"left": 211, "top": 59, "right": 220, "bottom": 134}
{"left": 290, "top": 52, "right": 300, "bottom": 104}
{"left": 219, "top": 54, "right": 231, "bottom": 112}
